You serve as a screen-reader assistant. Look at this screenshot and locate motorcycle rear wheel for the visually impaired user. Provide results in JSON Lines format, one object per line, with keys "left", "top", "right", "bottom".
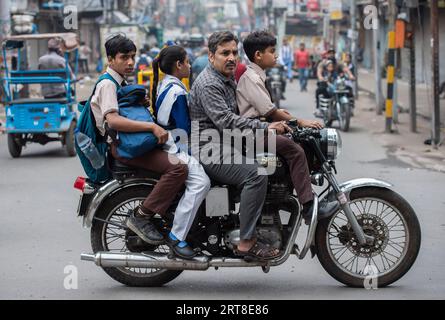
{"left": 91, "top": 186, "right": 183, "bottom": 287}
{"left": 315, "top": 187, "right": 421, "bottom": 288}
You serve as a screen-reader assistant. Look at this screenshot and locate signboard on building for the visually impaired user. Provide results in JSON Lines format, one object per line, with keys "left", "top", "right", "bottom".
{"left": 307, "top": 0, "right": 320, "bottom": 11}
{"left": 329, "top": 0, "right": 343, "bottom": 20}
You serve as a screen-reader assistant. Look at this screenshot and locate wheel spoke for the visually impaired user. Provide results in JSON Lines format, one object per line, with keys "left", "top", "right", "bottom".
{"left": 100, "top": 198, "right": 169, "bottom": 276}
{"left": 327, "top": 196, "right": 411, "bottom": 279}
{"left": 335, "top": 247, "right": 350, "bottom": 260}
{"left": 370, "top": 256, "right": 381, "bottom": 273}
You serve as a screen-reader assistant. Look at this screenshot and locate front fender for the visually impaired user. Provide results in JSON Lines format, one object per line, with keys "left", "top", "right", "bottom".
{"left": 326, "top": 178, "right": 393, "bottom": 201}
{"left": 82, "top": 178, "right": 158, "bottom": 228}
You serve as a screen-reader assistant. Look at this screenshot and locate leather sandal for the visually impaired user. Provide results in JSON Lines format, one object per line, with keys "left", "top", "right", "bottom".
{"left": 234, "top": 240, "right": 281, "bottom": 261}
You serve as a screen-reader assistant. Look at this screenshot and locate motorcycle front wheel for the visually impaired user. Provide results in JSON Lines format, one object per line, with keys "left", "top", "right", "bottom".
{"left": 338, "top": 102, "right": 351, "bottom": 132}
{"left": 91, "top": 186, "right": 182, "bottom": 287}
{"left": 315, "top": 187, "right": 421, "bottom": 288}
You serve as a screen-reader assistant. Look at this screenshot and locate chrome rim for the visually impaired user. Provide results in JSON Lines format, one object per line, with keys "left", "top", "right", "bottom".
{"left": 101, "top": 197, "right": 170, "bottom": 276}
{"left": 326, "top": 197, "right": 409, "bottom": 279}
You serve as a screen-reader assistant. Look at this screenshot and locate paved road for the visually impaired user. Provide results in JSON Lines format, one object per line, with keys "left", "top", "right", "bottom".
{"left": 0, "top": 80, "right": 444, "bottom": 299}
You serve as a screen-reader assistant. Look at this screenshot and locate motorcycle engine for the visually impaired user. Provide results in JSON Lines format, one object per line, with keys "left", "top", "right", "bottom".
{"left": 224, "top": 214, "right": 283, "bottom": 251}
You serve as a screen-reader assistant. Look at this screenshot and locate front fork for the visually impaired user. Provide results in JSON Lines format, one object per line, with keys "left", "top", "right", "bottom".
{"left": 322, "top": 162, "right": 375, "bottom": 246}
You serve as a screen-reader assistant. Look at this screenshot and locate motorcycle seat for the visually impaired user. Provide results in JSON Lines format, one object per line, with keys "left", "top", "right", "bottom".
{"left": 109, "top": 158, "right": 161, "bottom": 181}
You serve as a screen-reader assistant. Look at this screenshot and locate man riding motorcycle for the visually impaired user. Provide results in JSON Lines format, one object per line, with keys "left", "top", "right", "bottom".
{"left": 315, "top": 49, "right": 355, "bottom": 117}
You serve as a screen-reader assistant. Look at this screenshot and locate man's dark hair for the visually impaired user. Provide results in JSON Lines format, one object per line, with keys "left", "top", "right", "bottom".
{"left": 105, "top": 34, "right": 137, "bottom": 58}
{"left": 208, "top": 31, "right": 239, "bottom": 54}
{"left": 243, "top": 30, "right": 276, "bottom": 62}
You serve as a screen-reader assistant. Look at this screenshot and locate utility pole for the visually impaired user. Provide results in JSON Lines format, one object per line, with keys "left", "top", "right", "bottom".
{"left": 349, "top": 0, "right": 358, "bottom": 98}
{"left": 431, "top": 0, "right": 440, "bottom": 147}
{"left": 0, "top": 0, "right": 11, "bottom": 44}
{"left": 267, "top": 0, "right": 276, "bottom": 35}
{"left": 408, "top": 15, "right": 416, "bottom": 132}
{"left": 0, "top": 0, "right": 11, "bottom": 101}
{"left": 384, "top": 0, "right": 397, "bottom": 133}
{"left": 373, "top": 0, "right": 383, "bottom": 115}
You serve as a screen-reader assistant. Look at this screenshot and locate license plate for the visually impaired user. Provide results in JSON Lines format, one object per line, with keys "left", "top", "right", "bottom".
{"left": 76, "top": 194, "right": 84, "bottom": 216}
{"left": 76, "top": 193, "right": 93, "bottom": 216}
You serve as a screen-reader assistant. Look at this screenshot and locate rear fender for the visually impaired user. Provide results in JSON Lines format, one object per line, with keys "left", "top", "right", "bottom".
{"left": 82, "top": 178, "right": 158, "bottom": 228}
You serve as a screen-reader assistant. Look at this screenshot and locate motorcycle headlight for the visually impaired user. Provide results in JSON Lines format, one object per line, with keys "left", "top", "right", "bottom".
{"left": 320, "top": 128, "right": 342, "bottom": 160}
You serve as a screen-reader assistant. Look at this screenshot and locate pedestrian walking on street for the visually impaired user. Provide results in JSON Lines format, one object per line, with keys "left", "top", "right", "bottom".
{"left": 79, "top": 42, "right": 92, "bottom": 75}
{"left": 279, "top": 38, "right": 294, "bottom": 83}
{"left": 295, "top": 42, "right": 310, "bottom": 92}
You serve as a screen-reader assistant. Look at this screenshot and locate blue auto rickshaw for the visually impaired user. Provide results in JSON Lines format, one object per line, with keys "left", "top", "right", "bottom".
{"left": 1, "top": 33, "right": 79, "bottom": 157}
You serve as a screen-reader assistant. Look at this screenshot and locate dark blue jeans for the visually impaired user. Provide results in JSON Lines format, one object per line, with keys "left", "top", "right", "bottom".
{"left": 299, "top": 68, "right": 308, "bottom": 90}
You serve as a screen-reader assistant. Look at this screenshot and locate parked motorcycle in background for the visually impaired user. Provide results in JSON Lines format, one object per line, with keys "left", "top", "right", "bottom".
{"left": 265, "top": 64, "right": 287, "bottom": 109}
{"left": 317, "top": 76, "right": 353, "bottom": 132}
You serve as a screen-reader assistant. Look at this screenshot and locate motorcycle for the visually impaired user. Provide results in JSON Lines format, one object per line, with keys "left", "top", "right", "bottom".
{"left": 318, "top": 76, "right": 353, "bottom": 132}
{"left": 265, "top": 65, "right": 286, "bottom": 109}
{"left": 75, "top": 121, "right": 421, "bottom": 288}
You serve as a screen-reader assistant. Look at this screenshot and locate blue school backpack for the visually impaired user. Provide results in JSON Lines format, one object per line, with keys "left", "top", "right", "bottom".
{"left": 115, "top": 84, "right": 158, "bottom": 159}
{"left": 75, "top": 73, "right": 120, "bottom": 183}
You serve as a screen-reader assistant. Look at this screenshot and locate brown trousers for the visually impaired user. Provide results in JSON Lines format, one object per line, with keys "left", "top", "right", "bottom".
{"left": 111, "top": 145, "right": 188, "bottom": 216}
{"left": 275, "top": 135, "right": 313, "bottom": 204}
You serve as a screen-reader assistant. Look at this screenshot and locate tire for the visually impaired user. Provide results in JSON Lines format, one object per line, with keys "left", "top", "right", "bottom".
{"left": 272, "top": 87, "right": 281, "bottom": 108}
{"left": 91, "top": 186, "right": 183, "bottom": 287}
{"left": 323, "top": 109, "right": 333, "bottom": 127}
{"left": 339, "top": 103, "right": 351, "bottom": 132}
{"left": 315, "top": 187, "right": 421, "bottom": 288}
{"left": 64, "top": 121, "right": 76, "bottom": 157}
{"left": 7, "top": 133, "right": 22, "bottom": 158}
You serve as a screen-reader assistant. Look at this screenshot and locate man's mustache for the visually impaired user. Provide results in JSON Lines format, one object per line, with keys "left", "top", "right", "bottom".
{"left": 226, "top": 63, "right": 236, "bottom": 67}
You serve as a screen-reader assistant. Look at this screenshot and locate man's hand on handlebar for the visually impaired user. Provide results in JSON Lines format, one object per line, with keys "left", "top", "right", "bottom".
{"left": 297, "top": 119, "right": 324, "bottom": 130}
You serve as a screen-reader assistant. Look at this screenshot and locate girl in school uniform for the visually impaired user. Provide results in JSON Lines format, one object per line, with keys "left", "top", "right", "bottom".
{"left": 152, "top": 45, "right": 210, "bottom": 260}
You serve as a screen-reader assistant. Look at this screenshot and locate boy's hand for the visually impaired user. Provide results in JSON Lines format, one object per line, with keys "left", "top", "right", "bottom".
{"left": 298, "top": 119, "right": 324, "bottom": 129}
{"left": 151, "top": 124, "right": 168, "bottom": 144}
{"left": 142, "top": 96, "right": 151, "bottom": 107}
{"left": 269, "top": 121, "right": 292, "bottom": 135}
{"left": 281, "top": 109, "right": 291, "bottom": 116}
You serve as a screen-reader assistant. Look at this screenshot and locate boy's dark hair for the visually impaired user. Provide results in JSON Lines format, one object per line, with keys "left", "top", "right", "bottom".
{"left": 151, "top": 45, "right": 188, "bottom": 109}
{"left": 208, "top": 31, "right": 239, "bottom": 54}
{"left": 243, "top": 30, "right": 277, "bottom": 63}
{"left": 105, "top": 34, "right": 136, "bottom": 58}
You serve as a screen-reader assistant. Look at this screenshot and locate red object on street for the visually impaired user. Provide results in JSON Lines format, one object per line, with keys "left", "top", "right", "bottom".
{"left": 74, "top": 176, "right": 86, "bottom": 192}
{"left": 235, "top": 62, "right": 247, "bottom": 83}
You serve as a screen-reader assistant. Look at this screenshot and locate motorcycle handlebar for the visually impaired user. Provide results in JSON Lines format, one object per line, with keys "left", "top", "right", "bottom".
{"left": 286, "top": 120, "right": 322, "bottom": 139}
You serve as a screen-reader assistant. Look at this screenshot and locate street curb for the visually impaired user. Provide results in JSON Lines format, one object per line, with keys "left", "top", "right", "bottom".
{"left": 358, "top": 84, "right": 444, "bottom": 126}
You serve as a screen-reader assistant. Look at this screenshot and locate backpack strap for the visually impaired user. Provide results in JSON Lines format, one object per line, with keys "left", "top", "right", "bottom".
{"left": 89, "top": 72, "right": 121, "bottom": 143}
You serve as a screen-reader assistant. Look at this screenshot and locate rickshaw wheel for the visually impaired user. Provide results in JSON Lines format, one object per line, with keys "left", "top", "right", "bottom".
{"left": 7, "top": 134, "right": 23, "bottom": 158}
{"left": 64, "top": 121, "right": 76, "bottom": 157}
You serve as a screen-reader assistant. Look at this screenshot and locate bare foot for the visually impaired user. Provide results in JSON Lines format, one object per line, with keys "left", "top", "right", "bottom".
{"left": 237, "top": 238, "right": 256, "bottom": 252}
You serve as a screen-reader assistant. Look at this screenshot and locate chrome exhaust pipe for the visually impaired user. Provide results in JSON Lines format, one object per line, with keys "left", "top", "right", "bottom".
{"left": 81, "top": 251, "right": 269, "bottom": 270}
{"left": 81, "top": 196, "right": 303, "bottom": 271}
